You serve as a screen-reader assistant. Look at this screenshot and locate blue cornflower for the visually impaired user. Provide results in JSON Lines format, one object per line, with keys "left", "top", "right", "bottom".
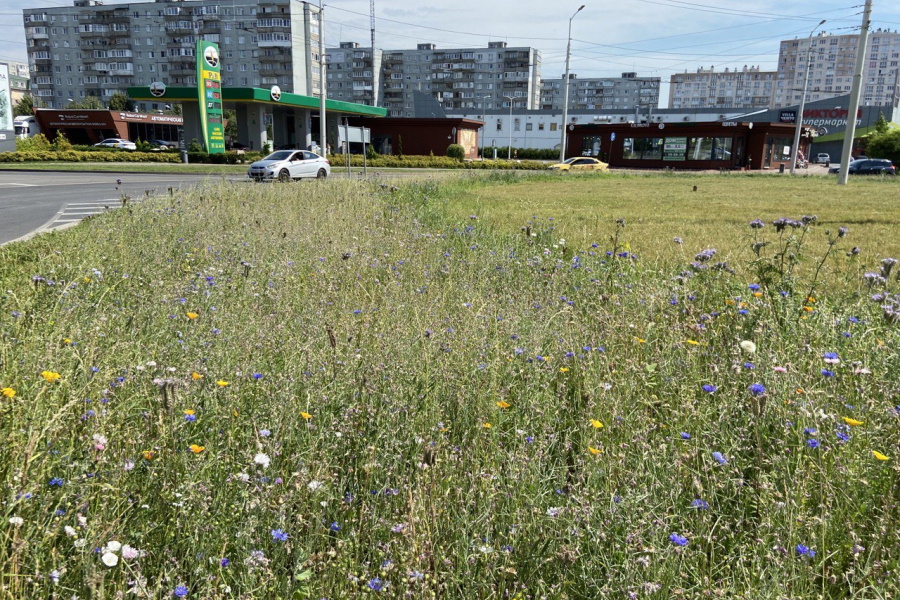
{"left": 184, "top": 414, "right": 196, "bottom": 422}
{"left": 807, "top": 439, "right": 820, "bottom": 449}
{"left": 271, "top": 529, "right": 288, "bottom": 542}
{"left": 743, "top": 362, "right": 756, "bottom": 370}
{"left": 748, "top": 283, "right": 760, "bottom": 290}
{"left": 329, "top": 522, "right": 341, "bottom": 532}
{"left": 748, "top": 383, "right": 766, "bottom": 396}
{"left": 738, "top": 309, "right": 749, "bottom": 315}
{"left": 821, "top": 369, "right": 835, "bottom": 377}
{"left": 680, "top": 432, "right": 692, "bottom": 440}
{"left": 823, "top": 352, "right": 839, "bottom": 361}
{"left": 796, "top": 544, "right": 816, "bottom": 558}
{"left": 702, "top": 384, "right": 717, "bottom": 394}
{"left": 803, "top": 428, "right": 817, "bottom": 436}
{"left": 173, "top": 586, "right": 189, "bottom": 598}
{"left": 690, "top": 498, "right": 709, "bottom": 510}
{"left": 48, "top": 477, "right": 64, "bottom": 487}
{"left": 252, "top": 373, "right": 263, "bottom": 380}
{"left": 535, "top": 355, "right": 546, "bottom": 362}
{"left": 258, "top": 429, "right": 271, "bottom": 437}
{"left": 367, "top": 577, "right": 385, "bottom": 591}
{"left": 836, "top": 431, "right": 850, "bottom": 442}
{"left": 220, "top": 558, "right": 230, "bottom": 567}
{"left": 669, "top": 533, "right": 689, "bottom": 546}
{"left": 712, "top": 452, "right": 728, "bottom": 465}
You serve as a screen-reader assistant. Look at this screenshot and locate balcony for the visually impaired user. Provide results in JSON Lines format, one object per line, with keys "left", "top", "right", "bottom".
{"left": 28, "top": 29, "right": 49, "bottom": 40}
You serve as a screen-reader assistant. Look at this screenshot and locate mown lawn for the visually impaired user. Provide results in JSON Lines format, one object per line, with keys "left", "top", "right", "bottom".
{"left": 0, "top": 173, "right": 898, "bottom": 599}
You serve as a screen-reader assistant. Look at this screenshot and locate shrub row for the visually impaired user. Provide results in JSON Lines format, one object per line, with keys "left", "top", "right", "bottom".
{"left": 326, "top": 154, "right": 547, "bottom": 170}
{"left": 0, "top": 151, "right": 183, "bottom": 163}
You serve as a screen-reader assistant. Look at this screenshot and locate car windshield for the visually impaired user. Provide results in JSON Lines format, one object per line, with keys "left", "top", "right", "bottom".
{"left": 264, "top": 151, "right": 294, "bottom": 161}
{"left": 563, "top": 158, "right": 580, "bottom": 164}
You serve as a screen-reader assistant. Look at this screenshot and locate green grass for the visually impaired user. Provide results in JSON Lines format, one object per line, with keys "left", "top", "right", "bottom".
{"left": 1, "top": 172, "right": 899, "bottom": 599}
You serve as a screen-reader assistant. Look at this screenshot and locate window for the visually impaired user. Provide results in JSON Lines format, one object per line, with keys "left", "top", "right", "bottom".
{"left": 623, "top": 137, "right": 664, "bottom": 160}
{"left": 687, "top": 137, "right": 732, "bottom": 161}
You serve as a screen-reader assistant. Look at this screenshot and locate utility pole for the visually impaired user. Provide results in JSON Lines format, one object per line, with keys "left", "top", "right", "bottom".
{"left": 370, "top": 0, "right": 376, "bottom": 106}
{"left": 838, "top": 0, "right": 873, "bottom": 185}
{"left": 559, "top": 5, "right": 585, "bottom": 163}
{"left": 318, "top": 0, "right": 327, "bottom": 156}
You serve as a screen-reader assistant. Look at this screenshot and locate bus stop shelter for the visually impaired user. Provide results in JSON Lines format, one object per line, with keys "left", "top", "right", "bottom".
{"left": 127, "top": 85, "right": 385, "bottom": 152}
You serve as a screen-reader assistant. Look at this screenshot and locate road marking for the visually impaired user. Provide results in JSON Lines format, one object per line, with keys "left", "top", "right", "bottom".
{"left": 46, "top": 199, "right": 137, "bottom": 229}
{"left": 0, "top": 182, "right": 39, "bottom": 187}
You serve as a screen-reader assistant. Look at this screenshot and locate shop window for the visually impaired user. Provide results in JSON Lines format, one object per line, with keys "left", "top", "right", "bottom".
{"left": 687, "top": 137, "right": 732, "bottom": 161}
{"left": 623, "top": 137, "right": 664, "bottom": 160}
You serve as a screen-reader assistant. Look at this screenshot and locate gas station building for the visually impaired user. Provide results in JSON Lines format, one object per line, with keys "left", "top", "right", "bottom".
{"left": 128, "top": 85, "right": 385, "bottom": 152}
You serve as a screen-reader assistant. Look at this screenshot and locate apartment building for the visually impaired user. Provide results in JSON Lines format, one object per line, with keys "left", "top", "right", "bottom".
{"left": 540, "top": 72, "right": 661, "bottom": 111}
{"left": 668, "top": 65, "right": 776, "bottom": 110}
{"left": 327, "top": 41, "right": 541, "bottom": 117}
{"left": 23, "top": 0, "right": 323, "bottom": 110}
{"left": 326, "top": 42, "right": 382, "bottom": 107}
{"left": 773, "top": 29, "right": 900, "bottom": 109}
{"left": 2, "top": 62, "right": 31, "bottom": 104}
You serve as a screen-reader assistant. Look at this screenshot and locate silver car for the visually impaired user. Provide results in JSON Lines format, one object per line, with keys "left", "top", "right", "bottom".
{"left": 94, "top": 138, "right": 137, "bottom": 150}
{"left": 247, "top": 150, "right": 331, "bottom": 182}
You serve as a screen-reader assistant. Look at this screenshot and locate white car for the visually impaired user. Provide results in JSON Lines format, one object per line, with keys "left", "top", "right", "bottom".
{"left": 94, "top": 138, "right": 137, "bottom": 150}
{"left": 247, "top": 150, "right": 331, "bottom": 181}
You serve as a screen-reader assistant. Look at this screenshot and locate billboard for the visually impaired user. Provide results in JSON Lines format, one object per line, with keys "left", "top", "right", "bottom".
{"left": 0, "top": 63, "right": 12, "bottom": 132}
{"left": 196, "top": 40, "right": 225, "bottom": 154}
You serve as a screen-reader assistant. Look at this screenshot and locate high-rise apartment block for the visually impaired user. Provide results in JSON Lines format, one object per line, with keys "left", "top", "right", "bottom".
{"left": 23, "top": 0, "right": 324, "bottom": 109}
{"left": 773, "top": 29, "right": 900, "bottom": 109}
{"left": 327, "top": 41, "right": 542, "bottom": 116}
{"left": 540, "top": 73, "right": 660, "bottom": 111}
{"left": 668, "top": 66, "right": 776, "bottom": 110}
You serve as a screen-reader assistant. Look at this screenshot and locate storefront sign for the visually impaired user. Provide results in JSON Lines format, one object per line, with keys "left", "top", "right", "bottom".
{"left": 196, "top": 40, "right": 225, "bottom": 154}
{"left": 779, "top": 110, "right": 796, "bottom": 124}
{"left": 663, "top": 137, "right": 687, "bottom": 161}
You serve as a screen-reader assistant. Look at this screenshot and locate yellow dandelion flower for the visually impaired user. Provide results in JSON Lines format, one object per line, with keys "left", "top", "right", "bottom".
{"left": 482, "top": 422, "right": 492, "bottom": 428}
{"left": 41, "top": 371, "right": 61, "bottom": 383}
{"left": 806, "top": 296, "right": 816, "bottom": 303}
{"left": 1, "top": 387, "right": 15, "bottom": 398}
{"left": 725, "top": 299, "right": 735, "bottom": 306}
{"left": 439, "top": 427, "right": 449, "bottom": 432}
{"left": 300, "top": 411, "right": 312, "bottom": 420}
{"left": 216, "top": 380, "right": 229, "bottom": 387}
{"left": 873, "top": 451, "right": 889, "bottom": 461}
{"left": 559, "top": 367, "right": 569, "bottom": 373}
{"left": 796, "top": 387, "right": 805, "bottom": 394}
{"left": 83, "top": 276, "right": 91, "bottom": 283}
{"left": 496, "top": 400, "right": 511, "bottom": 408}
{"left": 189, "top": 444, "right": 205, "bottom": 453}
{"left": 752, "top": 292, "right": 763, "bottom": 298}
{"left": 843, "top": 417, "right": 863, "bottom": 427}
{"left": 802, "top": 306, "right": 814, "bottom": 312}
{"left": 142, "top": 450, "right": 156, "bottom": 460}
{"left": 63, "top": 338, "right": 72, "bottom": 345}
{"left": 590, "top": 419, "right": 604, "bottom": 429}
{"left": 184, "top": 409, "right": 195, "bottom": 416}
{"left": 588, "top": 446, "right": 602, "bottom": 455}
{"left": 686, "top": 340, "right": 700, "bottom": 346}
{"left": 635, "top": 337, "right": 646, "bottom": 343}
{"left": 186, "top": 312, "right": 199, "bottom": 320}
{"left": 191, "top": 372, "right": 204, "bottom": 380}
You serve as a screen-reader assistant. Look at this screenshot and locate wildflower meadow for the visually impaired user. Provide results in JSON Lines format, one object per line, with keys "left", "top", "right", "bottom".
{"left": 1, "top": 172, "right": 899, "bottom": 599}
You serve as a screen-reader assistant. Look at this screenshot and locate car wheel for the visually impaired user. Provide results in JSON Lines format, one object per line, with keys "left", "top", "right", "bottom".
{"left": 277, "top": 169, "right": 291, "bottom": 182}
{"left": 316, "top": 169, "right": 328, "bottom": 179}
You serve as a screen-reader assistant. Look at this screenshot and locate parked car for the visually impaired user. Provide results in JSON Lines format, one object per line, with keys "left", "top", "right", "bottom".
{"left": 829, "top": 158, "right": 895, "bottom": 175}
{"left": 247, "top": 150, "right": 330, "bottom": 181}
{"left": 147, "top": 139, "right": 176, "bottom": 150}
{"left": 94, "top": 138, "right": 136, "bottom": 150}
{"left": 547, "top": 157, "right": 609, "bottom": 172}
{"left": 815, "top": 153, "right": 830, "bottom": 164}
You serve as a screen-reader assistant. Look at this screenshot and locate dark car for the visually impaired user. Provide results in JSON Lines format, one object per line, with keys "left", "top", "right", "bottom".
{"left": 847, "top": 158, "right": 895, "bottom": 175}
{"left": 829, "top": 159, "right": 896, "bottom": 175}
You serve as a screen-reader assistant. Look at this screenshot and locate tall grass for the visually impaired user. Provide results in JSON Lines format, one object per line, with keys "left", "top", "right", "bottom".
{"left": 1, "top": 174, "right": 898, "bottom": 599}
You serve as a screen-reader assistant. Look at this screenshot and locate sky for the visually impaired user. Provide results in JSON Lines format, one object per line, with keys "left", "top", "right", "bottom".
{"left": 2, "top": 0, "right": 900, "bottom": 104}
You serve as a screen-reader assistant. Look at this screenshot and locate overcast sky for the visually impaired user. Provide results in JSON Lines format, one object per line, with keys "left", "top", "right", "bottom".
{"left": 3, "top": 0, "right": 899, "bottom": 102}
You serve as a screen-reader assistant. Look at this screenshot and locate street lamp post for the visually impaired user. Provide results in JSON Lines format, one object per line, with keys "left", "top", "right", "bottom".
{"left": 790, "top": 19, "right": 826, "bottom": 175}
{"left": 559, "top": 4, "right": 585, "bottom": 164}
{"left": 504, "top": 94, "right": 515, "bottom": 160}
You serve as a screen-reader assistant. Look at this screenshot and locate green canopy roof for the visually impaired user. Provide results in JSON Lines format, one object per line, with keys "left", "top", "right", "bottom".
{"left": 127, "top": 86, "right": 386, "bottom": 117}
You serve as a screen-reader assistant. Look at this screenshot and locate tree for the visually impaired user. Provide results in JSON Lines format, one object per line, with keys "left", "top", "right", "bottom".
{"left": 164, "top": 103, "right": 182, "bottom": 116}
{"left": 69, "top": 96, "right": 104, "bottom": 110}
{"left": 108, "top": 92, "right": 134, "bottom": 112}
{"left": 873, "top": 111, "right": 890, "bottom": 136}
{"left": 13, "top": 95, "right": 36, "bottom": 116}
{"left": 224, "top": 108, "right": 237, "bottom": 143}
{"left": 865, "top": 130, "right": 900, "bottom": 165}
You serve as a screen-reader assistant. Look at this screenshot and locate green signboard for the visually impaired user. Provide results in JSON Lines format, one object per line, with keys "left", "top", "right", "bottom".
{"left": 663, "top": 136, "right": 687, "bottom": 161}
{"left": 196, "top": 40, "right": 225, "bottom": 154}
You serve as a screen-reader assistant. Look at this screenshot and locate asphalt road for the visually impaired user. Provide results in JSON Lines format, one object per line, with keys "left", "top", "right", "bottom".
{"left": 0, "top": 171, "right": 239, "bottom": 245}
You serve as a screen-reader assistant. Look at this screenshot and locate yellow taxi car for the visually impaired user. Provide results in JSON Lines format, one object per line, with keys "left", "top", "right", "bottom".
{"left": 546, "top": 157, "right": 609, "bottom": 172}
